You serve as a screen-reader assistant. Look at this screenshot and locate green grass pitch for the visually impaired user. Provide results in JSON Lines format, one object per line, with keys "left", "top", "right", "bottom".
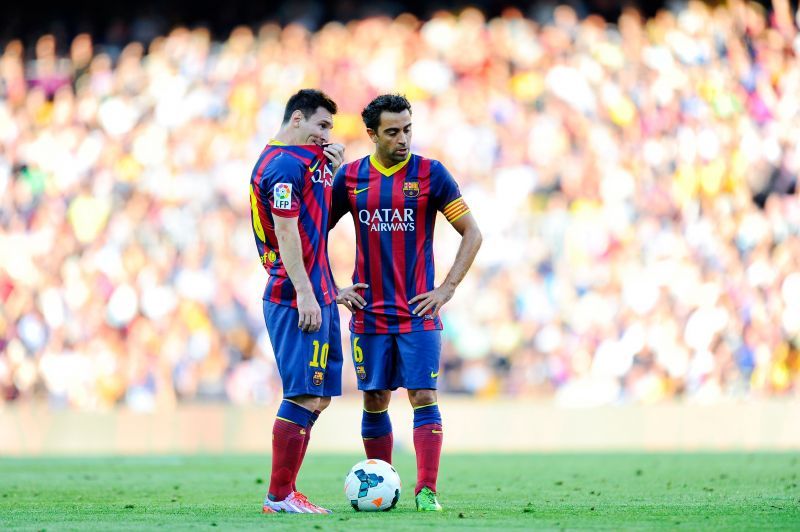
{"left": 1, "top": 453, "right": 799, "bottom": 530}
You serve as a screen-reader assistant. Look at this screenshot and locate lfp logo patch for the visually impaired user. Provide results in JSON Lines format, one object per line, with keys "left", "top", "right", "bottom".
{"left": 273, "top": 183, "right": 292, "bottom": 210}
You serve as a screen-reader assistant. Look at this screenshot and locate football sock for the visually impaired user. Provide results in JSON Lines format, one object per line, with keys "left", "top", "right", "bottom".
{"left": 268, "top": 400, "right": 314, "bottom": 501}
{"left": 291, "top": 409, "right": 320, "bottom": 492}
{"left": 361, "top": 408, "right": 393, "bottom": 464}
{"left": 412, "top": 403, "right": 443, "bottom": 495}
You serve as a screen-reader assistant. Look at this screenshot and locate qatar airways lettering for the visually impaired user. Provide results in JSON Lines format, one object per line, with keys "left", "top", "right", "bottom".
{"left": 358, "top": 208, "right": 415, "bottom": 232}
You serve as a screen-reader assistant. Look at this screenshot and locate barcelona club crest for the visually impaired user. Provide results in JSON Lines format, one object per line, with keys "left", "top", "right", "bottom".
{"left": 403, "top": 181, "right": 420, "bottom": 198}
{"left": 356, "top": 365, "right": 367, "bottom": 381}
{"left": 312, "top": 371, "right": 324, "bottom": 386}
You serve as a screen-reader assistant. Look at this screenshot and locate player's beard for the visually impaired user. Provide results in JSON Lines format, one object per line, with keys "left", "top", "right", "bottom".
{"left": 392, "top": 147, "right": 408, "bottom": 162}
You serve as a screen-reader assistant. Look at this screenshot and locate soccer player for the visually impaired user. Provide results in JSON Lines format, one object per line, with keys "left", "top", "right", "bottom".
{"left": 249, "top": 89, "right": 347, "bottom": 514}
{"left": 330, "top": 94, "right": 482, "bottom": 511}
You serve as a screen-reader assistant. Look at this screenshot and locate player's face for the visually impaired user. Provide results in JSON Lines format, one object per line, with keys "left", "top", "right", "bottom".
{"left": 370, "top": 110, "right": 411, "bottom": 164}
{"left": 296, "top": 107, "right": 333, "bottom": 145}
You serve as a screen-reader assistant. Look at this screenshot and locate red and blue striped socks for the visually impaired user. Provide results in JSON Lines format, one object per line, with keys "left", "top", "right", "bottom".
{"left": 360, "top": 402, "right": 444, "bottom": 494}
{"left": 268, "top": 400, "right": 315, "bottom": 501}
{"left": 291, "top": 409, "right": 320, "bottom": 492}
{"left": 413, "top": 403, "right": 443, "bottom": 495}
{"left": 362, "top": 408, "right": 393, "bottom": 464}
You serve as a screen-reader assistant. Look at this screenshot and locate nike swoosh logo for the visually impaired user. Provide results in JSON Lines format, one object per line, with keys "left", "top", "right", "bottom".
{"left": 432, "top": 430, "right": 443, "bottom": 434}
{"left": 308, "top": 160, "right": 320, "bottom": 173}
{"left": 430, "top": 371, "right": 439, "bottom": 378}
{"left": 354, "top": 186, "right": 370, "bottom": 195}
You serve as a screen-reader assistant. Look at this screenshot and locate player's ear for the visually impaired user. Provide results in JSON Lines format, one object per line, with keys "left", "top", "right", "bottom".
{"left": 291, "top": 109, "right": 305, "bottom": 127}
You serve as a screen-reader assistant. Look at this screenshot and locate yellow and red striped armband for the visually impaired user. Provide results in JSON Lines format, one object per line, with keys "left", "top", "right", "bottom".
{"left": 442, "top": 197, "right": 470, "bottom": 223}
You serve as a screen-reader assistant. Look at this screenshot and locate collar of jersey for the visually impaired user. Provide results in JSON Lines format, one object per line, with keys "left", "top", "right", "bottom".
{"left": 268, "top": 139, "right": 288, "bottom": 146}
{"left": 370, "top": 153, "right": 411, "bottom": 176}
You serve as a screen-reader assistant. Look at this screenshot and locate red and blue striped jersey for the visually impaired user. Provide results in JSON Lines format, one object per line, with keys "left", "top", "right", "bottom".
{"left": 331, "top": 153, "right": 470, "bottom": 334}
{"left": 250, "top": 142, "right": 337, "bottom": 307}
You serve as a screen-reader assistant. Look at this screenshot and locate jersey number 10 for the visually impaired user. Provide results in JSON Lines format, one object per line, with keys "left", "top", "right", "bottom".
{"left": 310, "top": 340, "right": 329, "bottom": 369}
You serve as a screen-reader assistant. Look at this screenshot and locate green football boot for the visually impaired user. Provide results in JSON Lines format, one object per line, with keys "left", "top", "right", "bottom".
{"left": 415, "top": 486, "right": 442, "bottom": 512}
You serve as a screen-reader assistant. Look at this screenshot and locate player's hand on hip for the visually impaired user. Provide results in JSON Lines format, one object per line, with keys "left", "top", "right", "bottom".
{"left": 323, "top": 143, "right": 345, "bottom": 173}
{"left": 336, "top": 283, "right": 368, "bottom": 313}
{"left": 296, "top": 291, "right": 322, "bottom": 333}
{"left": 408, "top": 285, "right": 454, "bottom": 318}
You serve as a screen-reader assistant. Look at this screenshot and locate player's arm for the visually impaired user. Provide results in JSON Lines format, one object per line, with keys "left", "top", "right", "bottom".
{"left": 264, "top": 157, "right": 321, "bottom": 333}
{"left": 328, "top": 166, "right": 350, "bottom": 230}
{"left": 410, "top": 161, "right": 482, "bottom": 317}
{"left": 328, "top": 164, "right": 369, "bottom": 312}
{"left": 409, "top": 212, "right": 482, "bottom": 317}
{"left": 273, "top": 215, "right": 321, "bottom": 333}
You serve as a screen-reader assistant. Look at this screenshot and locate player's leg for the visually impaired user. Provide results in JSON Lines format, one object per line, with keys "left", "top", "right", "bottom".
{"left": 291, "top": 302, "right": 342, "bottom": 491}
{"left": 266, "top": 395, "right": 326, "bottom": 508}
{"left": 362, "top": 389, "right": 393, "bottom": 463}
{"left": 408, "top": 388, "right": 443, "bottom": 510}
{"left": 264, "top": 394, "right": 332, "bottom": 513}
{"left": 350, "top": 333, "right": 395, "bottom": 462}
{"left": 261, "top": 301, "right": 338, "bottom": 514}
{"left": 396, "top": 330, "right": 443, "bottom": 511}
{"left": 291, "top": 395, "right": 330, "bottom": 492}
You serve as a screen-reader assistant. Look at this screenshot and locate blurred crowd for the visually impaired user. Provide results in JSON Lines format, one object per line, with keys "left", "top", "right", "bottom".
{"left": 1, "top": 0, "right": 800, "bottom": 410}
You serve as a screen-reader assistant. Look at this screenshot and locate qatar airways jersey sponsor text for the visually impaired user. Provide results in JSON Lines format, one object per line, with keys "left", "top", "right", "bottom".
{"left": 358, "top": 207, "right": 415, "bottom": 231}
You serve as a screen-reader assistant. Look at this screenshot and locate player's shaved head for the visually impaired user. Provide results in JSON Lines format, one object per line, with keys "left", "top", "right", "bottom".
{"left": 361, "top": 94, "right": 412, "bottom": 131}
{"left": 282, "top": 89, "right": 338, "bottom": 124}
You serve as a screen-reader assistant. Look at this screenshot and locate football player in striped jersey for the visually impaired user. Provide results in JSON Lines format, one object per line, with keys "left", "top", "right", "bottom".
{"left": 331, "top": 94, "right": 482, "bottom": 511}
{"left": 250, "top": 89, "right": 346, "bottom": 514}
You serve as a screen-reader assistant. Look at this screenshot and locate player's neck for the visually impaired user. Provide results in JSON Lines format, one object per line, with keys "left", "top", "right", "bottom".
{"left": 273, "top": 128, "right": 300, "bottom": 146}
{"left": 371, "top": 152, "right": 410, "bottom": 175}
{"left": 372, "top": 152, "right": 396, "bottom": 169}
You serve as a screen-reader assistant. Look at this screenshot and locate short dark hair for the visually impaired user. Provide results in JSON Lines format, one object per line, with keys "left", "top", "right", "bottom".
{"left": 282, "top": 89, "right": 338, "bottom": 124}
{"left": 361, "top": 94, "right": 412, "bottom": 131}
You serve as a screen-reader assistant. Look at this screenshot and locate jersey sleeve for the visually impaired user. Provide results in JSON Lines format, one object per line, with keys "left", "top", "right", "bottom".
{"left": 431, "top": 160, "right": 470, "bottom": 224}
{"left": 259, "top": 153, "right": 305, "bottom": 218}
{"left": 329, "top": 165, "right": 350, "bottom": 229}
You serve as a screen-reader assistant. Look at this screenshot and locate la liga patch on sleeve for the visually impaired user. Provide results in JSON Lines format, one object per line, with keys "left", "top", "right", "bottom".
{"left": 273, "top": 183, "right": 292, "bottom": 209}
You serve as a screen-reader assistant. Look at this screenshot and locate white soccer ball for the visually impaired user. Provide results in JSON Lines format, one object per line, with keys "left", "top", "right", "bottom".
{"left": 344, "top": 458, "right": 401, "bottom": 511}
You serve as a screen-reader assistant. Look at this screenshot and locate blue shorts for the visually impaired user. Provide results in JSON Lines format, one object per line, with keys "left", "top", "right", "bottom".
{"left": 350, "top": 330, "right": 441, "bottom": 391}
{"left": 263, "top": 300, "right": 343, "bottom": 398}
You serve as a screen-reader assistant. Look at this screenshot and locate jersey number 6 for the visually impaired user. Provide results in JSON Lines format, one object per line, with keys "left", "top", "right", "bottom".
{"left": 353, "top": 337, "right": 364, "bottom": 363}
